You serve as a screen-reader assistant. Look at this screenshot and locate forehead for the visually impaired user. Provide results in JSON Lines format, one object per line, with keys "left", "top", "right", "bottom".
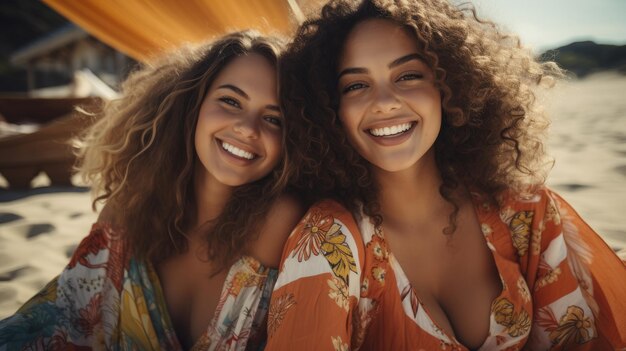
{"left": 339, "top": 18, "right": 420, "bottom": 67}
{"left": 211, "top": 53, "right": 278, "bottom": 97}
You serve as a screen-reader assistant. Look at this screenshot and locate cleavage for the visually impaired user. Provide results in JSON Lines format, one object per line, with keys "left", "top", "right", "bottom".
{"left": 386, "top": 225, "right": 501, "bottom": 349}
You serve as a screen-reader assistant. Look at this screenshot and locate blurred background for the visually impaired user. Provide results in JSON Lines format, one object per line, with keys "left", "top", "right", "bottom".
{"left": 0, "top": 0, "right": 624, "bottom": 318}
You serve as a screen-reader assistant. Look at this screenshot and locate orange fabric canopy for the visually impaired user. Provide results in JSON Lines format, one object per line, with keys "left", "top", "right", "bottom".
{"left": 42, "top": 0, "right": 304, "bottom": 62}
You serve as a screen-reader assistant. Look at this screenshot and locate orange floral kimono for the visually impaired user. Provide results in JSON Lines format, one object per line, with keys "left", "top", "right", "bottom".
{"left": 265, "top": 187, "right": 626, "bottom": 350}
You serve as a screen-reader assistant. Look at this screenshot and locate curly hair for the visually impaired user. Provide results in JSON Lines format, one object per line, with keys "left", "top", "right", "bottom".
{"left": 76, "top": 31, "right": 288, "bottom": 270}
{"left": 282, "top": 0, "right": 562, "bottom": 231}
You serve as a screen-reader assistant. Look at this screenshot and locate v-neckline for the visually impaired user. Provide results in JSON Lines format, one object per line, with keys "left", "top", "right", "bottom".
{"left": 148, "top": 255, "right": 267, "bottom": 351}
{"left": 380, "top": 196, "right": 509, "bottom": 349}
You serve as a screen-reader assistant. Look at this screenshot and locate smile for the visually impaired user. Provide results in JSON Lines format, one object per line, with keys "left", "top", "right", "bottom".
{"left": 221, "top": 141, "right": 256, "bottom": 160}
{"left": 368, "top": 122, "right": 415, "bottom": 137}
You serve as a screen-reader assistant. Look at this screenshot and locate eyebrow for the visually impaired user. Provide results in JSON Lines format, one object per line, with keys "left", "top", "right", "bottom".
{"left": 266, "top": 105, "right": 281, "bottom": 113}
{"left": 389, "top": 53, "right": 425, "bottom": 68}
{"left": 337, "top": 53, "right": 426, "bottom": 80}
{"left": 217, "top": 84, "right": 280, "bottom": 113}
{"left": 217, "top": 84, "right": 249, "bottom": 99}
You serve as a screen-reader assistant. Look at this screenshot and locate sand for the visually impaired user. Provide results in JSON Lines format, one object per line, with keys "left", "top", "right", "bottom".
{"left": 0, "top": 73, "right": 625, "bottom": 320}
{"left": 0, "top": 183, "right": 97, "bottom": 318}
{"left": 545, "top": 72, "right": 626, "bottom": 251}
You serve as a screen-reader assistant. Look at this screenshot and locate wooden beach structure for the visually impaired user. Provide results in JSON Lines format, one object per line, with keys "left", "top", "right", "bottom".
{"left": 1, "top": 0, "right": 321, "bottom": 189}
{"left": 0, "top": 97, "right": 101, "bottom": 188}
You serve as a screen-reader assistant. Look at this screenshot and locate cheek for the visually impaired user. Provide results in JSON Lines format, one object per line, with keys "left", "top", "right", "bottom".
{"left": 338, "top": 102, "right": 361, "bottom": 135}
{"left": 405, "top": 89, "right": 442, "bottom": 118}
{"left": 425, "top": 88, "right": 441, "bottom": 108}
{"left": 193, "top": 118, "right": 205, "bottom": 150}
{"left": 265, "top": 132, "right": 284, "bottom": 163}
{"left": 194, "top": 114, "right": 211, "bottom": 143}
{"left": 196, "top": 103, "right": 229, "bottom": 131}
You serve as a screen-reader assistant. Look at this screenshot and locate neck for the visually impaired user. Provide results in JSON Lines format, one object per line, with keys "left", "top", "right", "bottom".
{"left": 373, "top": 149, "right": 450, "bottom": 226}
{"left": 193, "top": 162, "right": 234, "bottom": 232}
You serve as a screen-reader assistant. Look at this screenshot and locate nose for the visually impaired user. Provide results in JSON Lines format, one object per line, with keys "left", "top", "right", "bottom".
{"left": 371, "top": 86, "right": 401, "bottom": 114}
{"left": 233, "top": 115, "right": 259, "bottom": 139}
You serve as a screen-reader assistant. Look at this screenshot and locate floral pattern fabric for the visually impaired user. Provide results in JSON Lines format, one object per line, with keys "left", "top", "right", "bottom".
{"left": 265, "top": 188, "right": 626, "bottom": 351}
{"left": 0, "top": 223, "right": 277, "bottom": 351}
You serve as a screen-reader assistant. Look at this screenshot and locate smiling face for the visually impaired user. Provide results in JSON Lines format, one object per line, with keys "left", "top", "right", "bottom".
{"left": 194, "top": 53, "right": 283, "bottom": 187}
{"left": 337, "top": 18, "right": 442, "bottom": 173}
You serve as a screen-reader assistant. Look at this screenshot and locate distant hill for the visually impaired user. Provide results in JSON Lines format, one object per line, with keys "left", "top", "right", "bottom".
{"left": 540, "top": 41, "right": 626, "bottom": 77}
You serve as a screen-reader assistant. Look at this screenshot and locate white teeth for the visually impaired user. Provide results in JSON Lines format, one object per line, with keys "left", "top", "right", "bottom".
{"left": 221, "top": 141, "right": 255, "bottom": 160}
{"left": 370, "top": 123, "right": 412, "bottom": 137}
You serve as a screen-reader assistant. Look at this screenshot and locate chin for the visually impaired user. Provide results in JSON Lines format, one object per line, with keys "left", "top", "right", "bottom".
{"left": 218, "top": 177, "right": 254, "bottom": 187}
{"left": 219, "top": 172, "right": 269, "bottom": 187}
{"left": 373, "top": 162, "right": 413, "bottom": 173}
{"left": 365, "top": 154, "right": 420, "bottom": 173}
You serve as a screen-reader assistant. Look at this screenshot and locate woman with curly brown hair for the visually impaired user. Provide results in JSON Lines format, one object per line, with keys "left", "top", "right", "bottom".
{"left": 0, "top": 31, "right": 303, "bottom": 350}
{"left": 265, "top": 1, "right": 626, "bottom": 350}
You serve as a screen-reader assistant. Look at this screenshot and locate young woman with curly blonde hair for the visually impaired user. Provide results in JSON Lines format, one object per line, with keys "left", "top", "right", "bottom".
{"left": 265, "top": 1, "right": 626, "bottom": 350}
{"left": 0, "top": 31, "right": 303, "bottom": 350}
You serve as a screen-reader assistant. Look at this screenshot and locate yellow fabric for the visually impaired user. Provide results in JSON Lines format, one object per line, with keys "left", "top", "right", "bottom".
{"left": 42, "top": 0, "right": 298, "bottom": 62}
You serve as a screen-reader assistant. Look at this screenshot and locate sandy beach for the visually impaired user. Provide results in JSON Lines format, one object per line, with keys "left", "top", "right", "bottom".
{"left": 1, "top": 73, "right": 625, "bottom": 320}
{"left": 544, "top": 72, "right": 626, "bottom": 251}
{"left": 0, "top": 184, "right": 97, "bottom": 318}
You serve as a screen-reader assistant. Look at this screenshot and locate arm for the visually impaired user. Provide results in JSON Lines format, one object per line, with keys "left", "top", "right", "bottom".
{"left": 265, "top": 200, "right": 365, "bottom": 351}
{"left": 0, "top": 223, "right": 122, "bottom": 350}
{"left": 249, "top": 193, "right": 306, "bottom": 269}
{"left": 522, "top": 189, "right": 626, "bottom": 350}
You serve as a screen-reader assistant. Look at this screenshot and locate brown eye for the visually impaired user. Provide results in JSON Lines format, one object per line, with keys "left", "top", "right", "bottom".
{"left": 342, "top": 82, "right": 368, "bottom": 94}
{"left": 219, "top": 96, "right": 241, "bottom": 108}
{"left": 396, "top": 73, "right": 424, "bottom": 82}
{"left": 264, "top": 116, "right": 282, "bottom": 127}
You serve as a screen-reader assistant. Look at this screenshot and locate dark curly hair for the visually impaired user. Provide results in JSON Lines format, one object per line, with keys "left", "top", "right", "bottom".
{"left": 282, "top": 0, "right": 562, "bottom": 231}
{"left": 77, "top": 31, "right": 289, "bottom": 271}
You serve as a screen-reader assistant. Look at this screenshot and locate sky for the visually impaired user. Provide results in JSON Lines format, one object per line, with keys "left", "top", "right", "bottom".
{"left": 463, "top": 0, "right": 626, "bottom": 51}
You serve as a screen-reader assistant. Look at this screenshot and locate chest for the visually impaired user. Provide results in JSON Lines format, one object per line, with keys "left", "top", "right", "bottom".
{"left": 384, "top": 217, "right": 502, "bottom": 349}
{"left": 156, "top": 255, "right": 228, "bottom": 349}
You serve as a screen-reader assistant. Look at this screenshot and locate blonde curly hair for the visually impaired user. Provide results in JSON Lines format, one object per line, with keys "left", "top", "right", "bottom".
{"left": 76, "top": 31, "right": 288, "bottom": 268}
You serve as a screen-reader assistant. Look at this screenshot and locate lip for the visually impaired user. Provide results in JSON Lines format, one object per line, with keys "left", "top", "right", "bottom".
{"left": 215, "top": 138, "right": 260, "bottom": 165}
{"left": 363, "top": 120, "right": 417, "bottom": 147}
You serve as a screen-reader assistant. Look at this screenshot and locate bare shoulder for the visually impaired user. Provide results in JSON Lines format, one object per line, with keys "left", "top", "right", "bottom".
{"left": 249, "top": 194, "right": 306, "bottom": 268}
{"left": 96, "top": 202, "right": 118, "bottom": 225}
